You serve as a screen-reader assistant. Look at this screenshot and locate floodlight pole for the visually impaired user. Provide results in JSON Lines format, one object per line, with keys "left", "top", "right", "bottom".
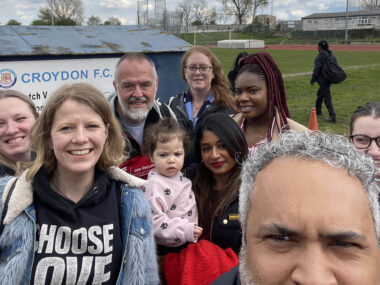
{"left": 51, "top": 0, "right": 54, "bottom": 26}
{"left": 344, "top": 0, "right": 348, "bottom": 44}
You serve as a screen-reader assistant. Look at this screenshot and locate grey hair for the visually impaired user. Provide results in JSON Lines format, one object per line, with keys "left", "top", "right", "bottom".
{"left": 113, "top": 52, "right": 158, "bottom": 83}
{"left": 239, "top": 130, "right": 380, "bottom": 244}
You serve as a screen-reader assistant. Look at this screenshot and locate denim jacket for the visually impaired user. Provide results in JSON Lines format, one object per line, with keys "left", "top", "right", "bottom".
{"left": 0, "top": 167, "right": 159, "bottom": 284}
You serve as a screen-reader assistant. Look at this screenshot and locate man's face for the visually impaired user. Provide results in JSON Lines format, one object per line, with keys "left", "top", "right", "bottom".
{"left": 113, "top": 58, "right": 157, "bottom": 124}
{"left": 240, "top": 157, "right": 380, "bottom": 285}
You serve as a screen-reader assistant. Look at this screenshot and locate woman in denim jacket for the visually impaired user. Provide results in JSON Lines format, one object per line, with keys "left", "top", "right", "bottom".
{"left": 0, "top": 83, "right": 158, "bottom": 285}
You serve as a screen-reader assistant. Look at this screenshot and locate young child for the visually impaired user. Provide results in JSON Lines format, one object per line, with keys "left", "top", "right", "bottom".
{"left": 143, "top": 117, "right": 203, "bottom": 254}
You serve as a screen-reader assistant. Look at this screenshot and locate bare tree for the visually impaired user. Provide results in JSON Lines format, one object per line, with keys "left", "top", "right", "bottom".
{"left": 176, "top": 0, "right": 193, "bottom": 33}
{"left": 104, "top": 16, "right": 122, "bottom": 25}
{"left": 49, "top": 0, "right": 84, "bottom": 25}
{"left": 192, "top": 0, "right": 207, "bottom": 23}
{"left": 87, "top": 15, "right": 102, "bottom": 26}
{"left": 221, "top": 0, "right": 252, "bottom": 24}
{"left": 360, "top": 0, "right": 379, "bottom": 10}
{"left": 251, "top": 0, "right": 269, "bottom": 24}
{"left": 204, "top": 7, "right": 217, "bottom": 24}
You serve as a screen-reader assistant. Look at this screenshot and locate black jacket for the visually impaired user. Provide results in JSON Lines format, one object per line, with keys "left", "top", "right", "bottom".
{"left": 211, "top": 266, "right": 241, "bottom": 285}
{"left": 311, "top": 49, "right": 337, "bottom": 85}
{"left": 169, "top": 91, "right": 235, "bottom": 180}
{"left": 211, "top": 198, "right": 242, "bottom": 255}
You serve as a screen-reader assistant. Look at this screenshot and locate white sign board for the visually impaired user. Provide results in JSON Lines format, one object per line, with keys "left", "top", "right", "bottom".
{"left": 0, "top": 58, "right": 118, "bottom": 112}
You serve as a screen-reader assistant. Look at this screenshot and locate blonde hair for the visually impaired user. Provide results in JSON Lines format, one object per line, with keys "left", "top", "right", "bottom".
{"left": 26, "top": 83, "right": 126, "bottom": 181}
{"left": 0, "top": 90, "right": 38, "bottom": 174}
{"left": 181, "top": 46, "right": 236, "bottom": 110}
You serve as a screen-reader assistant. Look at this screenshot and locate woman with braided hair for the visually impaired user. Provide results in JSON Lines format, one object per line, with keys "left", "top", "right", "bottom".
{"left": 232, "top": 52, "right": 307, "bottom": 156}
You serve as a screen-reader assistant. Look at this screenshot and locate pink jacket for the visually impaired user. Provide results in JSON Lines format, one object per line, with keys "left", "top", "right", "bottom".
{"left": 144, "top": 169, "right": 198, "bottom": 247}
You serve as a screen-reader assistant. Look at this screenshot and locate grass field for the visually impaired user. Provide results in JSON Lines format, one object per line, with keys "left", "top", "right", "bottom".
{"left": 210, "top": 48, "right": 380, "bottom": 135}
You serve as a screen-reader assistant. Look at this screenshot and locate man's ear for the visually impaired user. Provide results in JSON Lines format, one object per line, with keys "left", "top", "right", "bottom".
{"left": 113, "top": 80, "right": 117, "bottom": 93}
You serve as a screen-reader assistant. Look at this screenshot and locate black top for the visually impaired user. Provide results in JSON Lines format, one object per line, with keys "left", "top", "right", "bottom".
{"left": 211, "top": 266, "right": 241, "bottom": 285}
{"left": 311, "top": 49, "right": 337, "bottom": 85}
{"left": 0, "top": 165, "right": 14, "bottom": 177}
{"left": 31, "top": 168, "right": 122, "bottom": 285}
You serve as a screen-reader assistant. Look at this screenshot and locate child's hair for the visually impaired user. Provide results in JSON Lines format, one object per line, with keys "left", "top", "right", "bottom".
{"left": 144, "top": 118, "right": 190, "bottom": 157}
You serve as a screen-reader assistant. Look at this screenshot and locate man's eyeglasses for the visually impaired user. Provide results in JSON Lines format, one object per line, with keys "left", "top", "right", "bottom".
{"left": 350, "top": 135, "right": 380, "bottom": 149}
{"left": 185, "top": 65, "right": 213, "bottom": 74}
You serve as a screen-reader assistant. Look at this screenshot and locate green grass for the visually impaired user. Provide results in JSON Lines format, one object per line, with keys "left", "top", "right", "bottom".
{"left": 210, "top": 48, "right": 380, "bottom": 135}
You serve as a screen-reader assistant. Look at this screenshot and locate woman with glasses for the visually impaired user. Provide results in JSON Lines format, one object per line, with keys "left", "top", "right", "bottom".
{"left": 349, "top": 102, "right": 380, "bottom": 184}
{"left": 168, "top": 46, "right": 236, "bottom": 180}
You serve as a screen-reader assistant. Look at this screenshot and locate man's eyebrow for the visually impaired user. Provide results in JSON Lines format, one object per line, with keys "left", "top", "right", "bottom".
{"left": 320, "top": 230, "right": 368, "bottom": 241}
{"left": 257, "top": 223, "right": 300, "bottom": 236}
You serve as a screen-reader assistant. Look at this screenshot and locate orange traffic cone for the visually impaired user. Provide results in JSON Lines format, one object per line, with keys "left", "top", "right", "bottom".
{"left": 308, "top": 108, "right": 319, "bottom": 130}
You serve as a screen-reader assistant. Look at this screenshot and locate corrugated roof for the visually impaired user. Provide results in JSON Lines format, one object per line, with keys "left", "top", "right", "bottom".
{"left": 302, "top": 10, "right": 380, "bottom": 19}
{"left": 0, "top": 25, "right": 191, "bottom": 56}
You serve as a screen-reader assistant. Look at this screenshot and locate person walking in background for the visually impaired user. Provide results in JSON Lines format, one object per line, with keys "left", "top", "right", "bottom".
{"left": 169, "top": 46, "right": 236, "bottom": 180}
{"left": 233, "top": 52, "right": 307, "bottom": 157}
{"left": 110, "top": 52, "right": 176, "bottom": 179}
{"left": 311, "top": 40, "right": 337, "bottom": 123}
{"left": 0, "top": 83, "right": 159, "bottom": 284}
{"left": 0, "top": 90, "right": 38, "bottom": 177}
{"left": 227, "top": 52, "right": 248, "bottom": 91}
{"left": 349, "top": 102, "right": 380, "bottom": 185}
{"left": 143, "top": 117, "right": 202, "bottom": 256}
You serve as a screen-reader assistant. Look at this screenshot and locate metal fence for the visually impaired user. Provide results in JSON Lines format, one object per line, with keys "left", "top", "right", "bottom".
{"left": 152, "top": 23, "right": 380, "bottom": 46}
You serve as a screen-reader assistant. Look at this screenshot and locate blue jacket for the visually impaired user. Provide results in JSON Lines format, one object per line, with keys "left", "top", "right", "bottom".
{"left": 0, "top": 167, "right": 159, "bottom": 284}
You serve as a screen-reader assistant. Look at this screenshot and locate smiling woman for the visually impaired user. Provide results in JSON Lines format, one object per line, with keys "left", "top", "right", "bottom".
{"left": 0, "top": 83, "right": 159, "bottom": 284}
{"left": 233, "top": 52, "right": 307, "bottom": 156}
{"left": 168, "top": 46, "right": 236, "bottom": 180}
{"left": 0, "top": 90, "right": 38, "bottom": 177}
{"left": 193, "top": 113, "right": 248, "bottom": 254}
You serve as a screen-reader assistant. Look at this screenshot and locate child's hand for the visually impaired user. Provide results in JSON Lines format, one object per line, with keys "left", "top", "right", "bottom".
{"left": 193, "top": 225, "right": 203, "bottom": 242}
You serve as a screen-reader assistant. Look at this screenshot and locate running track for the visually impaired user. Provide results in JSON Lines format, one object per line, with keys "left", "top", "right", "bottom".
{"left": 266, "top": 44, "right": 380, "bottom": 52}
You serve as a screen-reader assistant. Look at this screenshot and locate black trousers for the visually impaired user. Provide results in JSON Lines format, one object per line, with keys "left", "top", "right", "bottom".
{"left": 316, "top": 83, "right": 335, "bottom": 117}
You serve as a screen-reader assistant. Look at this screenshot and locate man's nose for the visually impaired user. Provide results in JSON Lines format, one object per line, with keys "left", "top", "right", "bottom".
{"left": 290, "top": 245, "right": 337, "bottom": 285}
{"left": 134, "top": 85, "right": 144, "bottom": 97}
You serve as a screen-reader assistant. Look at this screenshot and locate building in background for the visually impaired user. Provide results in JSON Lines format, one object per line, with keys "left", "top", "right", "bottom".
{"left": 0, "top": 25, "right": 191, "bottom": 111}
{"left": 256, "top": 14, "right": 276, "bottom": 29}
{"left": 302, "top": 10, "right": 380, "bottom": 31}
{"left": 278, "top": 20, "right": 302, "bottom": 30}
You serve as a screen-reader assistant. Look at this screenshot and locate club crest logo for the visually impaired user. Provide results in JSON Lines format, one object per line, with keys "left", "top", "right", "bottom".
{"left": 0, "top": 69, "right": 17, "bottom": 89}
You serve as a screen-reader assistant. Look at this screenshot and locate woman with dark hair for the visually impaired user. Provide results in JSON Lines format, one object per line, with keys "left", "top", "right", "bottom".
{"left": 169, "top": 46, "right": 236, "bottom": 180}
{"left": 227, "top": 52, "right": 249, "bottom": 91}
{"left": 0, "top": 83, "right": 158, "bottom": 284}
{"left": 310, "top": 39, "right": 338, "bottom": 123}
{"left": 0, "top": 90, "right": 38, "bottom": 177}
{"left": 233, "top": 52, "right": 307, "bottom": 156}
{"left": 349, "top": 102, "right": 380, "bottom": 184}
{"left": 193, "top": 113, "right": 248, "bottom": 254}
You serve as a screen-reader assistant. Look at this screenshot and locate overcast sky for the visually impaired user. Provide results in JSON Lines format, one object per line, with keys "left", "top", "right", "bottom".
{"left": 0, "top": 0, "right": 362, "bottom": 25}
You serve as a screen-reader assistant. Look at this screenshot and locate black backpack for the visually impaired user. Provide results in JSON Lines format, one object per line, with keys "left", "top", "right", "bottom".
{"left": 322, "top": 55, "right": 347, "bottom": 84}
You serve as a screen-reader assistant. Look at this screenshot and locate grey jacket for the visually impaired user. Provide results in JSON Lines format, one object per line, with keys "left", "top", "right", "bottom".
{"left": 0, "top": 167, "right": 159, "bottom": 284}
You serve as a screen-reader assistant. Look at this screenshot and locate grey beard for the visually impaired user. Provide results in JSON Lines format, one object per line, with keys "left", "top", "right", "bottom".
{"left": 239, "top": 242, "right": 259, "bottom": 285}
{"left": 123, "top": 106, "right": 150, "bottom": 122}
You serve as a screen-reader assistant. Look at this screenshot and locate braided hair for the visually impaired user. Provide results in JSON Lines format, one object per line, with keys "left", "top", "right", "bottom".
{"left": 237, "top": 52, "right": 290, "bottom": 141}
